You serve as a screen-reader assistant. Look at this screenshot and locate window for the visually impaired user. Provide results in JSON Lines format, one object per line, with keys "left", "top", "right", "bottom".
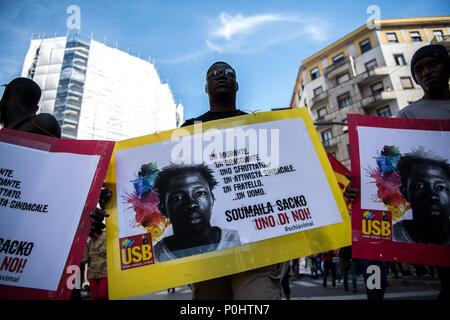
{"left": 359, "top": 38, "right": 372, "bottom": 54}
{"left": 322, "top": 129, "right": 333, "bottom": 145}
{"left": 386, "top": 32, "right": 398, "bottom": 43}
{"left": 432, "top": 30, "right": 444, "bottom": 41}
{"left": 409, "top": 31, "right": 422, "bottom": 42}
{"left": 332, "top": 52, "right": 345, "bottom": 64}
{"left": 371, "top": 81, "right": 384, "bottom": 96}
{"left": 338, "top": 92, "right": 352, "bottom": 109}
{"left": 377, "top": 106, "right": 391, "bottom": 117}
{"left": 401, "top": 77, "right": 414, "bottom": 89}
{"left": 365, "top": 59, "right": 378, "bottom": 71}
{"left": 394, "top": 54, "right": 406, "bottom": 66}
{"left": 310, "top": 67, "right": 320, "bottom": 80}
{"left": 317, "top": 106, "right": 327, "bottom": 120}
{"left": 337, "top": 72, "right": 350, "bottom": 85}
{"left": 433, "top": 29, "right": 444, "bottom": 37}
{"left": 313, "top": 86, "right": 323, "bottom": 97}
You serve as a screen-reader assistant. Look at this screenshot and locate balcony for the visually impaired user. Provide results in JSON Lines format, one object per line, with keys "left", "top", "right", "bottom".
{"left": 356, "top": 66, "right": 389, "bottom": 87}
{"left": 361, "top": 90, "right": 396, "bottom": 110}
{"left": 314, "top": 112, "right": 336, "bottom": 126}
{"left": 62, "top": 117, "right": 79, "bottom": 126}
{"left": 325, "top": 56, "right": 352, "bottom": 79}
{"left": 309, "top": 91, "right": 329, "bottom": 108}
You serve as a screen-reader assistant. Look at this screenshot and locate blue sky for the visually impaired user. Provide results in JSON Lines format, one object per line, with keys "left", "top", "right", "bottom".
{"left": 0, "top": 0, "right": 449, "bottom": 122}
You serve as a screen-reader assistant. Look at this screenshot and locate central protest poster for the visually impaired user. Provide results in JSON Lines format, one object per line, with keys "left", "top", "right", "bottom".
{"left": 105, "top": 108, "right": 351, "bottom": 300}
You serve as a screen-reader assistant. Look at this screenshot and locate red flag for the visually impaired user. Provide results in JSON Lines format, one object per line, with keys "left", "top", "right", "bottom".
{"left": 327, "top": 153, "right": 352, "bottom": 214}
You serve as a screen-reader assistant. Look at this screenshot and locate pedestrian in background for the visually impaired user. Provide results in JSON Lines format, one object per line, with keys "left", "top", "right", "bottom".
{"left": 338, "top": 246, "right": 357, "bottom": 292}
{"left": 82, "top": 231, "right": 108, "bottom": 300}
{"left": 280, "top": 262, "right": 291, "bottom": 300}
{"left": 322, "top": 250, "right": 336, "bottom": 288}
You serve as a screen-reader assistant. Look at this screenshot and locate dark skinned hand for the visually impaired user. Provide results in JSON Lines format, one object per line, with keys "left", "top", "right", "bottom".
{"left": 89, "top": 185, "right": 112, "bottom": 237}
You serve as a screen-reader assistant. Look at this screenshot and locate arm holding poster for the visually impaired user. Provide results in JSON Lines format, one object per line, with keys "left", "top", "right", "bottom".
{"left": 89, "top": 187, "right": 112, "bottom": 237}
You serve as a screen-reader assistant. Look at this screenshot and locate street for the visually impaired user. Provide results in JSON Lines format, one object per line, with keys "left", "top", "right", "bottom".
{"left": 123, "top": 274, "right": 441, "bottom": 300}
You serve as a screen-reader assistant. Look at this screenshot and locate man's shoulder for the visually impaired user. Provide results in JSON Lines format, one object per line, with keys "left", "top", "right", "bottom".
{"left": 15, "top": 113, "right": 61, "bottom": 138}
{"left": 181, "top": 111, "right": 210, "bottom": 127}
{"left": 395, "top": 99, "right": 450, "bottom": 119}
{"left": 395, "top": 100, "right": 424, "bottom": 118}
{"left": 181, "top": 109, "right": 248, "bottom": 127}
{"left": 34, "top": 113, "right": 61, "bottom": 136}
{"left": 392, "top": 220, "right": 414, "bottom": 243}
{"left": 221, "top": 228, "right": 240, "bottom": 242}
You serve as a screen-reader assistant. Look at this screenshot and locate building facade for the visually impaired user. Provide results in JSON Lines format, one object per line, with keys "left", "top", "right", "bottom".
{"left": 290, "top": 17, "right": 450, "bottom": 168}
{"left": 21, "top": 34, "right": 183, "bottom": 140}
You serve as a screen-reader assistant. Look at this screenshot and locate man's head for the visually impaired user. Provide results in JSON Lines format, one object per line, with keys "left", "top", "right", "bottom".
{"left": 153, "top": 164, "right": 218, "bottom": 234}
{"left": 410, "top": 44, "right": 450, "bottom": 97}
{"left": 205, "top": 62, "right": 238, "bottom": 109}
{"left": 0, "top": 77, "right": 41, "bottom": 126}
{"left": 396, "top": 149, "right": 450, "bottom": 228}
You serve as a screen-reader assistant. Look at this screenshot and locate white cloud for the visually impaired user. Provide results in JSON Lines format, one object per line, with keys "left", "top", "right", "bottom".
{"left": 159, "top": 11, "right": 330, "bottom": 63}
{"left": 211, "top": 12, "right": 300, "bottom": 41}
{"left": 206, "top": 12, "right": 330, "bottom": 53}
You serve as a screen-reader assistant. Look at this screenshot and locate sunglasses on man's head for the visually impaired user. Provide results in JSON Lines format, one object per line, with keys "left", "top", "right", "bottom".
{"left": 207, "top": 68, "right": 235, "bottom": 79}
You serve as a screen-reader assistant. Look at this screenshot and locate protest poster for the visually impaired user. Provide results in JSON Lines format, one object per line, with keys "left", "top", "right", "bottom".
{"left": 105, "top": 108, "right": 351, "bottom": 300}
{"left": 0, "top": 128, "right": 114, "bottom": 299}
{"left": 348, "top": 114, "right": 450, "bottom": 266}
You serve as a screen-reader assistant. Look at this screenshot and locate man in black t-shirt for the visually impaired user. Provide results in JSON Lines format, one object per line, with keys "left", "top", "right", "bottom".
{"left": 183, "top": 62, "right": 282, "bottom": 300}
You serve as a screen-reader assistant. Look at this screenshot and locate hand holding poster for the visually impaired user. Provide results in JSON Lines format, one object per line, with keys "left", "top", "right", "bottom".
{"left": 0, "top": 129, "right": 114, "bottom": 299}
{"left": 105, "top": 108, "right": 351, "bottom": 299}
{"left": 348, "top": 114, "right": 450, "bottom": 266}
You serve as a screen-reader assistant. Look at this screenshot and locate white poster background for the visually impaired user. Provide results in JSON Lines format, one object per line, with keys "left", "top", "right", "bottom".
{"left": 115, "top": 118, "right": 342, "bottom": 252}
{"left": 358, "top": 126, "right": 450, "bottom": 221}
{"left": 0, "top": 142, "right": 100, "bottom": 290}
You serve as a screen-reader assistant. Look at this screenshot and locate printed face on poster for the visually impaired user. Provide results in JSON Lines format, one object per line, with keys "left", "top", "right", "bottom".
{"left": 0, "top": 129, "right": 114, "bottom": 299}
{"left": 106, "top": 109, "right": 351, "bottom": 300}
{"left": 348, "top": 115, "right": 450, "bottom": 266}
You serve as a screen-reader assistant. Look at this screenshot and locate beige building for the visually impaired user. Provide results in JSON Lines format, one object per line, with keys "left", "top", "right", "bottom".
{"left": 289, "top": 16, "right": 450, "bottom": 168}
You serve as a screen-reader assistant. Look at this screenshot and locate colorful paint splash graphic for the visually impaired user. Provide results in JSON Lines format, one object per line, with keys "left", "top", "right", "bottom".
{"left": 124, "top": 162, "right": 170, "bottom": 241}
{"left": 365, "top": 145, "right": 410, "bottom": 222}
